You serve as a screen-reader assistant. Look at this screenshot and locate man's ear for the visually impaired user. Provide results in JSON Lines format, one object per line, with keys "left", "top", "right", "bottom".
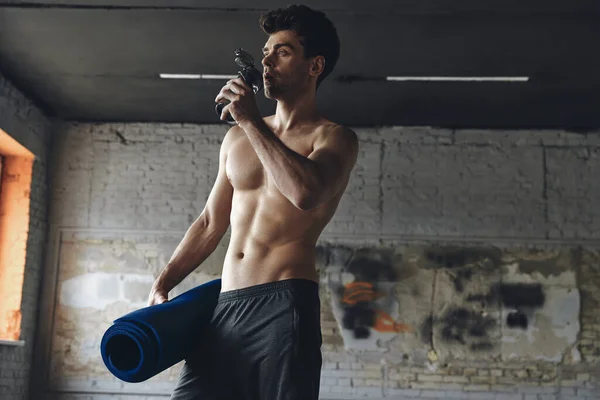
{"left": 309, "top": 55, "right": 326, "bottom": 77}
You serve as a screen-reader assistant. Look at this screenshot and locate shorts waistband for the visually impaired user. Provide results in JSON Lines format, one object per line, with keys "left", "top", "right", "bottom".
{"left": 217, "top": 278, "right": 319, "bottom": 303}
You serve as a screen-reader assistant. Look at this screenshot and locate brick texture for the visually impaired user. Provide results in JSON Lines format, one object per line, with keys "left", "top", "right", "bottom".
{"left": 49, "top": 124, "right": 600, "bottom": 242}
{"left": 0, "top": 73, "right": 53, "bottom": 399}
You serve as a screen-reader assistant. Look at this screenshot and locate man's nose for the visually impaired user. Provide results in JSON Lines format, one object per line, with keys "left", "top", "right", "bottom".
{"left": 261, "top": 54, "right": 273, "bottom": 68}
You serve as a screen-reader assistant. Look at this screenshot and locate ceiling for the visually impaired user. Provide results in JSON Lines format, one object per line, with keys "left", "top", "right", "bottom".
{"left": 0, "top": 0, "right": 599, "bottom": 129}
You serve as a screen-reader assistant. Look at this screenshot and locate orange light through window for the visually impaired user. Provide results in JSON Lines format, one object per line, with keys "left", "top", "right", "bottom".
{"left": 0, "top": 128, "right": 34, "bottom": 341}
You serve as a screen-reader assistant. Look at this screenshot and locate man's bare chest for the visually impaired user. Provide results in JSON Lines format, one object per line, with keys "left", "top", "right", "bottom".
{"left": 225, "top": 134, "right": 314, "bottom": 191}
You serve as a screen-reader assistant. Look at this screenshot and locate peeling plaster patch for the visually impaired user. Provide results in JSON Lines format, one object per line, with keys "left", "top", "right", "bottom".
{"left": 506, "top": 261, "right": 577, "bottom": 287}
{"left": 60, "top": 272, "right": 154, "bottom": 309}
{"left": 498, "top": 261, "right": 580, "bottom": 361}
{"left": 321, "top": 245, "right": 581, "bottom": 364}
{"left": 501, "top": 287, "right": 580, "bottom": 362}
{"left": 519, "top": 259, "right": 564, "bottom": 278}
{"left": 570, "top": 346, "right": 582, "bottom": 363}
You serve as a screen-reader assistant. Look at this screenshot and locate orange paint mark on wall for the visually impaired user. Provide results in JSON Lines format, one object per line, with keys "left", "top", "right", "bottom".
{"left": 342, "top": 282, "right": 385, "bottom": 305}
{"left": 373, "top": 310, "right": 413, "bottom": 333}
{"left": 0, "top": 128, "right": 34, "bottom": 341}
{"left": 342, "top": 281, "right": 413, "bottom": 334}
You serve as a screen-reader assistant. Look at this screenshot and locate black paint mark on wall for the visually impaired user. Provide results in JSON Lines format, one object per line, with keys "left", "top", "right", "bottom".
{"left": 347, "top": 248, "right": 399, "bottom": 282}
{"left": 467, "top": 283, "right": 545, "bottom": 307}
{"left": 506, "top": 310, "right": 529, "bottom": 329}
{"left": 342, "top": 304, "right": 375, "bottom": 339}
{"left": 498, "top": 283, "right": 545, "bottom": 308}
{"left": 440, "top": 307, "right": 496, "bottom": 351}
{"left": 347, "top": 256, "right": 397, "bottom": 282}
{"left": 424, "top": 247, "right": 501, "bottom": 293}
{"left": 425, "top": 249, "right": 469, "bottom": 268}
{"left": 467, "top": 283, "right": 545, "bottom": 330}
{"left": 500, "top": 283, "right": 545, "bottom": 330}
{"left": 424, "top": 247, "right": 502, "bottom": 270}
{"left": 420, "top": 315, "right": 434, "bottom": 345}
{"left": 452, "top": 269, "right": 473, "bottom": 293}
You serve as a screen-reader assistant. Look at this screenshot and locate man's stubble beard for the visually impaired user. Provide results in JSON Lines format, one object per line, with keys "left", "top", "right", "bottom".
{"left": 264, "top": 76, "right": 306, "bottom": 100}
{"left": 264, "top": 82, "right": 287, "bottom": 99}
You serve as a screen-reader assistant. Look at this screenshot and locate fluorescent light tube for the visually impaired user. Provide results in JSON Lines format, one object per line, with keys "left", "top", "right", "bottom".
{"left": 159, "top": 73, "right": 238, "bottom": 80}
{"left": 386, "top": 76, "right": 529, "bottom": 82}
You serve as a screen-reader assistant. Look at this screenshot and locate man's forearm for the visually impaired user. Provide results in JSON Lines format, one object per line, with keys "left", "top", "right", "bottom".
{"left": 153, "top": 216, "right": 223, "bottom": 293}
{"left": 238, "top": 119, "right": 320, "bottom": 208}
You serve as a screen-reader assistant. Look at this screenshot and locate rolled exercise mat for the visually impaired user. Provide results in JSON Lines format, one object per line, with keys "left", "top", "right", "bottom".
{"left": 100, "top": 278, "right": 221, "bottom": 382}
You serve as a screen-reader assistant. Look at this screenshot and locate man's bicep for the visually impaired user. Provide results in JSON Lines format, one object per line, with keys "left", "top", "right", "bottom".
{"left": 308, "top": 126, "right": 358, "bottom": 196}
{"left": 201, "top": 130, "right": 235, "bottom": 234}
{"left": 203, "top": 168, "right": 233, "bottom": 233}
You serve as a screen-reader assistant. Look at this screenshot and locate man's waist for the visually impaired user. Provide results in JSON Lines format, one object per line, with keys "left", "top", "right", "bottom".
{"left": 218, "top": 277, "right": 319, "bottom": 303}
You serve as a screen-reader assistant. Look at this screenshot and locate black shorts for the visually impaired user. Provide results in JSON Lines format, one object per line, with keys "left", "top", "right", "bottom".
{"left": 170, "top": 278, "right": 322, "bottom": 400}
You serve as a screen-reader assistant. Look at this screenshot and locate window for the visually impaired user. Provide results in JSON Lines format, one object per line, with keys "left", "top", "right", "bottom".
{"left": 0, "top": 128, "right": 34, "bottom": 344}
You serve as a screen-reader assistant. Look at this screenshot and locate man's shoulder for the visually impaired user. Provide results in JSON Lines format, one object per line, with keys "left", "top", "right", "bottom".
{"left": 316, "top": 120, "right": 358, "bottom": 146}
{"left": 223, "top": 123, "right": 247, "bottom": 142}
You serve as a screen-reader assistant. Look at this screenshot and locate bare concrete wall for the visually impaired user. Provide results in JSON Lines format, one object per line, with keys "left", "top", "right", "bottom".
{"left": 0, "top": 73, "right": 53, "bottom": 400}
{"left": 36, "top": 122, "right": 600, "bottom": 400}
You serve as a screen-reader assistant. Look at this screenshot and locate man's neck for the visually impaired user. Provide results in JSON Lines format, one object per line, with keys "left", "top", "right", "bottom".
{"left": 272, "top": 88, "right": 320, "bottom": 132}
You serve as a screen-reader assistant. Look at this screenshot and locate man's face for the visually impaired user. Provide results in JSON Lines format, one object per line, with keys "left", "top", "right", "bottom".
{"left": 261, "top": 30, "right": 311, "bottom": 99}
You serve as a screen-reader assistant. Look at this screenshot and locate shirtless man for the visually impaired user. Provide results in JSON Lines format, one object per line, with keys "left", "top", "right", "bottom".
{"left": 147, "top": 5, "right": 358, "bottom": 400}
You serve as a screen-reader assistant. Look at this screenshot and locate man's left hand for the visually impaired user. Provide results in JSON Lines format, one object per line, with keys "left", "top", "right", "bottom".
{"left": 215, "top": 78, "right": 261, "bottom": 125}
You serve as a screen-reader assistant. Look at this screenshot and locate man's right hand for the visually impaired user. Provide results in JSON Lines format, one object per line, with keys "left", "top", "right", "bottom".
{"left": 147, "top": 285, "right": 169, "bottom": 307}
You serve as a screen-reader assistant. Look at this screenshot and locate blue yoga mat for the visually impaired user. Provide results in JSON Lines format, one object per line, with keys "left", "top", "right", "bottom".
{"left": 100, "top": 278, "right": 221, "bottom": 383}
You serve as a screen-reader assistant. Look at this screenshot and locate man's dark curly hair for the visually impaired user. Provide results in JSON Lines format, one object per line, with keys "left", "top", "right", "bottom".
{"left": 259, "top": 4, "right": 340, "bottom": 89}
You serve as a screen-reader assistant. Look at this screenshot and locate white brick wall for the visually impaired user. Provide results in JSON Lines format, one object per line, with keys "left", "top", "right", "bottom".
{"left": 48, "top": 122, "right": 224, "bottom": 230}
{"left": 0, "top": 73, "right": 53, "bottom": 400}
{"left": 48, "top": 123, "right": 600, "bottom": 241}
